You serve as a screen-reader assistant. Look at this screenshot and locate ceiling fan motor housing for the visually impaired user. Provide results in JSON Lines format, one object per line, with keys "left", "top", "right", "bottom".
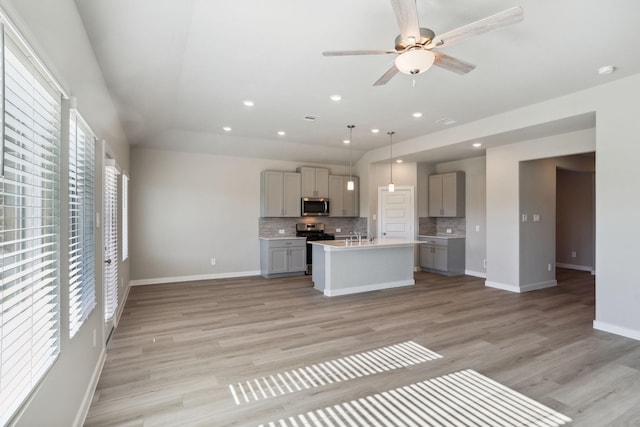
{"left": 394, "top": 28, "right": 435, "bottom": 50}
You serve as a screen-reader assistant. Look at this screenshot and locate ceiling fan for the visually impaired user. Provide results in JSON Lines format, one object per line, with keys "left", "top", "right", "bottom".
{"left": 322, "top": 1, "right": 523, "bottom": 86}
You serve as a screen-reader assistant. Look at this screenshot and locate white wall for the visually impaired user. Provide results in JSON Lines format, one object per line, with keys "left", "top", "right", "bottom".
{"left": 130, "top": 147, "right": 349, "bottom": 282}
{"left": 0, "top": 0, "right": 130, "bottom": 426}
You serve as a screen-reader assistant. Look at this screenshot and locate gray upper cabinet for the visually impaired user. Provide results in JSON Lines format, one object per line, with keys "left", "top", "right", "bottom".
{"left": 428, "top": 171, "right": 465, "bottom": 217}
{"left": 298, "top": 167, "right": 329, "bottom": 198}
{"left": 329, "top": 175, "right": 359, "bottom": 217}
{"left": 260, "top": 171, "right": 301, "bottom": 217}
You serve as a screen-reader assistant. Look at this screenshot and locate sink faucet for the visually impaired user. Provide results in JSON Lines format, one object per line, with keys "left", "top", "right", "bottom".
{"left": 354, "top": 231, "right": 362, "bottom": 244}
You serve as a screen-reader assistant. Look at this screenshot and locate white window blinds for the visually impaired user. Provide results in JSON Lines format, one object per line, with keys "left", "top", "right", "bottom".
{"left": 122, "top": 174, "right": 128, "bottom": 261}
{"left": 0, "top": 33, "right": 62, "bottom": 425}
{"left": 69, "top": 111, "right": 96, "bottom": 337}
{"left": 104, "top": 161, "right": 119, "bottom": 321}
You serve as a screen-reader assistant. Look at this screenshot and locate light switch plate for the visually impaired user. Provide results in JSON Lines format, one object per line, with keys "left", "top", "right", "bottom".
{"left": 522, "top": 214, "right": 528, "bottom": 222}
{"left": 533, "top": 214, "right": 540, "bottom": 222}
{"left": 336, "top": 228, "right": 341, "bottom": 232}
{"left": 278, "top": 229, "right": 285, "bottom": 234}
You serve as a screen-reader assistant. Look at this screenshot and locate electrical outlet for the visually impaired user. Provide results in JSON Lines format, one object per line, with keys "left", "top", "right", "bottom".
{"left": 533, "top": 214, "right": 541, "bottom": 222}
{"left": 278, "top": 229, "right": 285, "bottom": 234}
{"left": 446, "top": 228, "right": 452, "bottom": 234}
{"left": 548, "top": 263, "right": 552, "bottom": 271}
{"left": 483, "top": 259, "right": 487, "bottom": 269}
{"left": 336, "top": 228, "right": 341, "bottom": 233}
{"left": 571, "top": 251, "right": 577, "bottom": 258}
{"left": 211, "top": 258, "right": 216, "bottom": 266}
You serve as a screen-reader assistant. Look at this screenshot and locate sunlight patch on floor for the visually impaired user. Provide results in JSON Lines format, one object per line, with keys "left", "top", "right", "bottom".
{"left": 258, "top": 369, "right": 571, "bottom": 427}
{"left": 228, "top": 341, "right": 442, "bottom": 405}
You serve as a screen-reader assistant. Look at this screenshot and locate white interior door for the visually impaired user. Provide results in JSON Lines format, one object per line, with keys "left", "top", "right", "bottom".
{"left": 378, "top": 186, "right": 415, "bottom": 239}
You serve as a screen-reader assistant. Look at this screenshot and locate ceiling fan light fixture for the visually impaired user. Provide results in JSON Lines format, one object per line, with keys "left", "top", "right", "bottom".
{"left": 395, "top": 49, "right": 435, "bottom": 75}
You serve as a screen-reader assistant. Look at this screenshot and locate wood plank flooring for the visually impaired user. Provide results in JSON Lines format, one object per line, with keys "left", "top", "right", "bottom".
{"left": 85, "top": 269, "right": 640, "bottom": 426}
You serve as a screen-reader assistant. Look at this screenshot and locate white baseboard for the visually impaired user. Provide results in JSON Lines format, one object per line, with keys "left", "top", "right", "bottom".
{"left": 484, "top": 280, "right": 556, "bottom": 293}
{"left": 520, "top": 280, "right": 557, "bottom": 292}
{"left": 325, "top": 280, "right": 415, "bottom": 297}
{"left": 130, "top": 270, "right": 261, "bottom": 286}
{"left": 556, "top": 262, "right": 594, "bottom": 272}
{"left": 485, "top": 280, "right": 520, "bottom": 293}
{"left": 593, "top": 320, "right": 640, "bottom": 341}
{"left": 465, "top": 270, "right": 487, "bottom": 278}
{"left": 73, "top": 348, "right": 107, "bottom": 427}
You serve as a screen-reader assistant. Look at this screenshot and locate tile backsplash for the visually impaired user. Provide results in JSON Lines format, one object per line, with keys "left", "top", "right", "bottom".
{"left": 259, "top": 217, "right": 368, "bottom": 237}
{"left": 419, "top": 217, "right": 466, "bottom": 236}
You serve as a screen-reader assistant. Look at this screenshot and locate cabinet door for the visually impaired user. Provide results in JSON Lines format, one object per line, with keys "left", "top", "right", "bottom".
{"left": 262, "top": 171, "right": 284, "bottom": 217}
{"left": 288, "top": 246, "right": 307, "bottom": 272}
{"left": 433, "top": 246, "right": 448, "bottom": 271}
{"left": 428, "top": 174, "right": 443, "bottom": 217}
{"left": 343, "top": 176, "right": 359, "bottom": 217}
{"left": 283, "top": 172, "right": 301, "bottom": 217}
{"left": 299, "top": 167, "right": 315, "bottom": 197}
{"left": 269, "top": 247, "right": 289, "bottom": 273}
{"left": 328, "top": 175, "right": 345, "bottom": 216}
{"left": 419, "top": 244, "right": 433, "bottom": 268}
{"left": 442, "top": 172, "right": 458, "bottom": 216}
{"left": 315, "top": 168, "right": 329, "bottom": 198}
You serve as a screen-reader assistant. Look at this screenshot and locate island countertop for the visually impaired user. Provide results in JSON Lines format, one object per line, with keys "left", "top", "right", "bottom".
{"left": 310, "top": 238, "right": 421, "bottom": 251}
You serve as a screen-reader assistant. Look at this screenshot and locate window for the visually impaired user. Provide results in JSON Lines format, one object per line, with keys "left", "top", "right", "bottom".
{"left": 69, "top": 111, "right": 96, "bottom": 337}
{"left": 104, "top": 161, "right": 119, "bottom": 321}
{"left": 122, "top": 174, "right": 128, "bottom": 261}
{"left": 0, "top": 29, "right": 62, "bottom": 425}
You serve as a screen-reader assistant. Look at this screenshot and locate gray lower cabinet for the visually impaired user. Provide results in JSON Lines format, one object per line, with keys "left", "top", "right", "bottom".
{"left": 260, "top": 238, "right": 306, "bottom": 278}
{"left": 419, "top": 236, "right": 465, "bottom": 275}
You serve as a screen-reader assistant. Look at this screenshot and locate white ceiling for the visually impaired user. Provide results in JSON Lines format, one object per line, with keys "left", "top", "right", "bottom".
{"left": 74, "top": 0, "right": 639, "bottom": 164}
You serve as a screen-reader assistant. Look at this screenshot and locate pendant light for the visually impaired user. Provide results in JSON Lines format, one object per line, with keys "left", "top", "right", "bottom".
{"left": 347, "top": 125, "right": 355, "bottom": 191}
{"left": 388, "top": 131, "right": 395, "bottom": 192}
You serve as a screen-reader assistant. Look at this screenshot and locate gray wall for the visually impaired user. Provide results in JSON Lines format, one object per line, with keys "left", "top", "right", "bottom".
{"left": 556, "top": 168, "right": 595, "bottom": 269}
{"left": 519, "top": 155, "right": 596, "bottom": 287}
{"left": 130, "top": 147, "right": 350, "bottom": 282}
{"left": 0, "top": 0, "right": 130, "bottom": 426}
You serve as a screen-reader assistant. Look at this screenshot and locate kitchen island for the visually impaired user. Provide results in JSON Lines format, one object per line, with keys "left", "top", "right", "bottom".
{"left": 310, "top": 238, "right": 421, "bottom": 297}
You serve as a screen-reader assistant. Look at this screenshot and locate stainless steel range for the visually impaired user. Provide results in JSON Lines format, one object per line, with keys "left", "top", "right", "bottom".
{"left": 296, "top": 223, "right": 335, "bottom": 274}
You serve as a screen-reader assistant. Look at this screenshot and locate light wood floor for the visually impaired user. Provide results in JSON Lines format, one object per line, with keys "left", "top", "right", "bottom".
{"left": 85, "top": 269, "right": 640, "bottom": 426}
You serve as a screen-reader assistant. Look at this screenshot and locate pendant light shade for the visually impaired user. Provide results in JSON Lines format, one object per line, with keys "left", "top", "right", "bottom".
{"left": 347, "top": 125, "right": 355, "bottom": 191}
{"left": 388, "top": 131, "right": 395, "bottom": 192}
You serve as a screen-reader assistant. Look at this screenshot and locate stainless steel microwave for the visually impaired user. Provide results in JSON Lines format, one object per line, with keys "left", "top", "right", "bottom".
{"left": 301, "top": 197, "right": 330, "bottom": 216}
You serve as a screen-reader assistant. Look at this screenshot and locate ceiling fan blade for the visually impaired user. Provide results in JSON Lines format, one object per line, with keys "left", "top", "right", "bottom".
{"left": 373, "top": 65, "right": 399, "bottom": 86}
{"left": 426, "top": 6, "right": 523, "bottom": 49}
{"left": 433, "top": 52, "right": 476, "bottom": 75}
{"left": 323, "top": 50, "right": 397, "bottom": 56}
{"left": 389, "top": 0, "right": 421, "bottom": 43}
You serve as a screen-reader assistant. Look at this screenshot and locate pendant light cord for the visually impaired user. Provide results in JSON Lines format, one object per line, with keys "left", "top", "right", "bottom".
{"left": 348, "top": 125, "right": 355, "bottom": 182}
{"left": 388, "top": 131, "right": 395, "bottom": 184}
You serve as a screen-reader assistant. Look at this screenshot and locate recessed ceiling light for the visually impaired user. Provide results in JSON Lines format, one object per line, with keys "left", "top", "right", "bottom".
{"left": 243, "top": 100, "right": 254, "bottom": 107}
{"left": 598, "top": 65, "right": 616, "bottom": 75}
{"left": 223, "top": 126, "right": 232, "bottom": 132}
{"left": 277, "top": 131, "right": 286, "bottom": 136}
{"left": 412, "top": 112, "right": 423, "bottom": 118}
{"left": 343, "top": 139, "right": 350, "bottom": 144}
{"left": 436, "top": 117, "right": 456, "bottom": 125}
{"left": 371, "top": 128, "right": 380, "bottom": 134}
{"left": 330, "top": 94, "right": 342, "bottom": 102}
{"left": 396, "top": 159, "right": 403, "bottom": 163}
{"left": 472, "top": 142, "right": 482, "bottom": 148}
